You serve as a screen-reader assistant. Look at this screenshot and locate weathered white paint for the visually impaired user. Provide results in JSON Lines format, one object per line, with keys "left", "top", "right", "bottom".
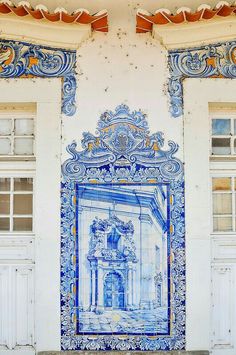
{"left": 62, "top": 5, "right": 183, "bottom": 163}
{"left": 183, "top": 78, "right": 236, "bottom": 353}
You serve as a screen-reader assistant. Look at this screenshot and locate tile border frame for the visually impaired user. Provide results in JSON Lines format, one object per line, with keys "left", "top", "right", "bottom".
{"left": 168, "top": 40, "right": 236, "bottom": 118}
{"left": 0, "top": 39, "right": 76, "bottom": 116}
{"left": 61, "top": 104, "right": 185, "bottom": 351}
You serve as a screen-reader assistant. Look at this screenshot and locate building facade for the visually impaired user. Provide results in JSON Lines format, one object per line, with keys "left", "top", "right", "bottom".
{"left": 0, "top": 0, "right": 236, "bottom": 354}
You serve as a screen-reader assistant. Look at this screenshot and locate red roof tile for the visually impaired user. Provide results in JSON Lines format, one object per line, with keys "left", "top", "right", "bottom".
{"left": 136, "top": 2, "right": 236, "bottom": 33}
{"left": 0, "top": 1, "right": 108, "bottom": 32}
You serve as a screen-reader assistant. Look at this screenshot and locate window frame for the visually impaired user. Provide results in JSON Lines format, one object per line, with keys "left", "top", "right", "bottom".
{"left": 210, "top": 109, "right": 236, "bottom": 235}
{"left": 0, "top": 168, "right": 35, "bottom": 237}
{"left": 0, "top": 176, "right": 34, "bottom": 233}
{"left": 210, "top": 171, "right": 236, "bottom": 235}
{"left": 211, "top": 112, "right": 236, "bottom": 158}
{"left": 0, "top": 106, "right": 35, "bottom": 159}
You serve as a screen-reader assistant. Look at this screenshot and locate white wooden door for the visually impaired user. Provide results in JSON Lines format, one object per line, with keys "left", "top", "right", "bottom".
{"left": 0, "top": 237, "right": 35, "bottom": 354}
{"left": 0, "top": 265, "right": 34, "bottom": 349}
{"left": 211, "top": 238, "right": 236, "bottom": 355}
{"left": 0, "top": 258, "right": 34, "bottom": 354}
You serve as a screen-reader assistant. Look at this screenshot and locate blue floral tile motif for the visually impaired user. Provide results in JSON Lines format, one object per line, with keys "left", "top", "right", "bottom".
{"left": 0, "top": 39, "right": 76, "bottom": 116}
{"left": 168, "top": 40, "right": 236, "bottom": 118}
{"left": 61, "top": 104, "right": 185, "bottom": 350}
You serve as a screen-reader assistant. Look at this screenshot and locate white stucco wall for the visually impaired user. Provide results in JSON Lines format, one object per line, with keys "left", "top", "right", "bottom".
{"left": 61, "top": 2, "right": 183, "bottom": 163}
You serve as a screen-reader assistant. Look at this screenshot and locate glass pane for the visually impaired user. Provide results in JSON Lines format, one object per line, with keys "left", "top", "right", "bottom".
{"left": 0, "top": 138, "right": 11, "bottom": 155}
{"left": 0, "top": 119, "right": 12, "bottom": 135}
{"left": 13, "top": 194, "right": 32, "bottom": 214}
{"left": 14, "top": 178, "right": 33, "bottom": 191}
{"left": 212, "top": 119, "right": 231, "bottom": 135}
{"left": 212, "top": 177, "right": 231, "bottom": 191}
{"left": 15, "top": 119, "right": 34, "bottom": 136}
{"left": 13, "top": 218, "right": 32, "bottom": 231}
{"left": 213, "top": 217, "right": 232, "bottom": 231}
{"left": 0, "top": 178, "right": 10, "bottom": 191}
{"left": 213, "top": 193, "right": 232, "bottom": 214}
{"left": 234, "top": 138, "right": 236, "bottom": 154}
{"left": 14, "top": 137, "right": 33, "bottom": 155}
{"left": 234, "top": 119, "right": 236, "bottom": 134}
{"left": 212, "top": 138, "right": 231, "bottom": 155}
{"left": 0, "top": 194, "right": 10, "bottom": 214}
{"left": 0, "top": 217, "right": 10, "bottom": 231}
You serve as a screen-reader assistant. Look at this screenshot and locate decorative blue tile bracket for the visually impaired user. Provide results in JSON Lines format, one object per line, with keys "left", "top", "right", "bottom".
{"left": 61, "top": 105, "right": 185, "bottom": 351}
{"left": 0, "top": 40, "right": 76, "bottom": 116}
{"left": 168, "top": 40, "right": 236, "bottom": 118}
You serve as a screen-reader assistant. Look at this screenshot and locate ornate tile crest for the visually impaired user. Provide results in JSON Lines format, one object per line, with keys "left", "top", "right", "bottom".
{"left": 0, "top": 40, "right": 76, "bottom": 116}
{"left": 61, "top": 105, "right": 185, "bottom": 350}
{"left": 168, "top": 40, "right": 236, "bottom": 117}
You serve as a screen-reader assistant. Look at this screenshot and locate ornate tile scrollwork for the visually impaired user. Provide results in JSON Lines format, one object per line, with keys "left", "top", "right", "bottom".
{"left": 61, "top": 105, "right": 185, "bottom": 351}
{"left": 0, "top": 40, "right": 76, "bottom": 116}
{"left": 168, "top": 40, "right": 236, "bottom": 117}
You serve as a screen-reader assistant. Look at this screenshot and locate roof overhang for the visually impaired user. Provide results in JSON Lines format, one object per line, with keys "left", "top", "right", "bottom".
{"left": 137, "top": 2, "right": 236, "bottom": 49}
{"left": 0, "top": 13, "right": 91, "bottom": 49}
{"left": 153, "top": 16, "right": 236, "bottom": 49}
{"left": 0, "top": 1, "right": 108, "bottom": 49}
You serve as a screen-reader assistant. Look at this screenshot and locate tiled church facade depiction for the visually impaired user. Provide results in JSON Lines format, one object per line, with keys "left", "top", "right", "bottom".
{"left": 61, "top": 105, "right": 184, "bottom": 350}
{"left": 0, "top": 1, "right": 236, "bottom": 355}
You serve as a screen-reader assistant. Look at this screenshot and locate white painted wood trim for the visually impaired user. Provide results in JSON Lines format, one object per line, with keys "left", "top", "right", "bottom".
{"left": 153, "top": 17, "right": 236, "bottom": 49}
{"left": 0, "top": 14, "right": 91, "bottom": 49}
{"left": 183, "top": 78, "right": 236, "bottom": 351}
{"left": 0, "top": 78, "right": 61, "bottom": 352}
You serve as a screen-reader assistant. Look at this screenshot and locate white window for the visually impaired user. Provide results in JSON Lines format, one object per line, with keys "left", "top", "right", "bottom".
{"left": 0, "top": 105, "right": 35, "bottom": 234}
{"left": 210, "top": 109, "right": 236, "bottom": 233}
{"left": 0, "top": 177, "right": 33, "bottom": 232}
{"left": 211, "top": 114, "right": 236, "bottom": 156}
{"left": 212, "top": 176, "right": 236, "bottom": 232}
{"left": 0, "top": 113, "right": 34, "bottom": 156}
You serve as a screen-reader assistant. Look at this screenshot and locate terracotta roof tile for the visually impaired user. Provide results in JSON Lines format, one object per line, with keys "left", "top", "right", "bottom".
{"left": 136, "top": 1, "right": 236, "bottom": 33}
{"left": 0, "top": 1, "right": 108, "bottom": 32}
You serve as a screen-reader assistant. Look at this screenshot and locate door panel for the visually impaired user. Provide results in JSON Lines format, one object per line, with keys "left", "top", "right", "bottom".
{"left": 211, "top": 264, "right": 236, "bottom": 355}
{"left": 104, "top": 272, "right": 124, "bottom": 309}
{"left": 0, "top": 264, "right": 34, "bottom": 350}
{"left": 0, "top": 266, "right": 9, "bottom": 347}
{"left": 15, "top": 266, "right": 34, "bottom": 346}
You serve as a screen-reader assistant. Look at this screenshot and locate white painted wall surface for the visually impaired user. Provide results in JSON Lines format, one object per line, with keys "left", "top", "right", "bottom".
{"left": 61, "top": 1, "right": 183, "bottom": 163}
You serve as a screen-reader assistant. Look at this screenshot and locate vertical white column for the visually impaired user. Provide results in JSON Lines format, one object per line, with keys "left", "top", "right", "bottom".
{"left": 78, "top": 206, "right": 83, "bottom": 310}
{"left": 127, "top": 265, "right": 133, "bottom": 308}
{"left": 162, "top": 233, "right": 168, "bottom": 307}
{"left": 139, "top": 214, "right": 153, "bottom": 309}
{"left": 90, "top": 264, "right": 96, "bottom": 311}
{"left": 96, "top": 263, "right": 104, "bottom": 312}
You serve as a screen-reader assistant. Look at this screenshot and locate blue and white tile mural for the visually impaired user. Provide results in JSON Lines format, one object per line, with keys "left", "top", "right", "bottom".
{"left": 61, "top": 105, "right": 185, "bottom": 350}
{"left": 0, "top": 40, "right": 76, "bottom": 116}
{"left": 76, "top": 183, "right": 169, "bottom": 335}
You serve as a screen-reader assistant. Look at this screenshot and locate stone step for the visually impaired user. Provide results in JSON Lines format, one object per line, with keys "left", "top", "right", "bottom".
{"left": 38, "top": 351, "right": 209, "bottom": 355}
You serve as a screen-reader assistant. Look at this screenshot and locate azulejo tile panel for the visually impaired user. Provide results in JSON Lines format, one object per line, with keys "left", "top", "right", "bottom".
{"left": 0, "top": 39, "right": 76, "bottom": 116}
{"left": 61, "top": 105, "right": 185, "bottom": 350}
{"left": 168, "top": 40, "right": 236, "bottom": 118}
